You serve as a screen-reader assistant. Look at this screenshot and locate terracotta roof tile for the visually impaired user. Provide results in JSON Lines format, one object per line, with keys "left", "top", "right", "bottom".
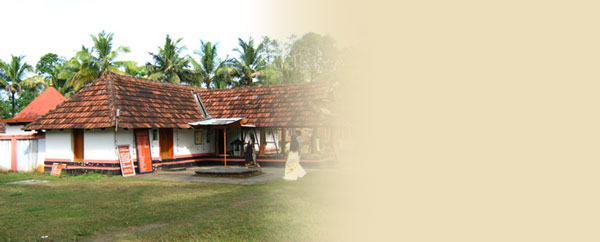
{"left": 25, "top": 72, "right": 334, "bottom": 130}
{"left": 1, "top": 87, "right": 66, "bottom": 124}
{"left": 198, "top": 81, "right": 333, "bottom": 127}
{"left": 12, "top": 87, "right": 66, "bottom": 121}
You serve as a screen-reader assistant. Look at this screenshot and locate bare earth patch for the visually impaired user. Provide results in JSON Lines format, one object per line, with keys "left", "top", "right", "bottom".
{"left": 6, "top": 179, "right": 50, "bottom": 185}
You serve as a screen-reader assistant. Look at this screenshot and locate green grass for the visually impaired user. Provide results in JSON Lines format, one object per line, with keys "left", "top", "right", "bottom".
{"left": 0, "top": 170, "right": 337, "bottom": 241}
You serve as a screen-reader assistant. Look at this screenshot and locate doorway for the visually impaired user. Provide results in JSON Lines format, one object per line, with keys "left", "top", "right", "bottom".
{"left": 159, "top": 128, "right": 174, "bottom": 159}
{"left": 135, "top": 129, "right": 153, "bottom": 173}
{"left": 72, "top": 129, "right": 84, "bottom": 162}
{"left": 215, "top": 129, "right": 224, "bottom": 155}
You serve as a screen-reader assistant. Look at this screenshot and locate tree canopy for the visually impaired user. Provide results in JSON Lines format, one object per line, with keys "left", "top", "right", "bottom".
{"left": 0, "top": 31, "right": 341, "bottom": 118}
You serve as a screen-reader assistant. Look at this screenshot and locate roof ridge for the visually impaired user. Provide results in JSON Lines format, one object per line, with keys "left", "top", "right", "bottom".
{"left": 105, "top": 71, "right": 202, "bottom": 90}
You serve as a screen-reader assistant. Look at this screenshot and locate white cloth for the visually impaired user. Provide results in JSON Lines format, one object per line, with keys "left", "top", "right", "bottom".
{"left": 283, "top": 143, "right": 306, "bottom": 181}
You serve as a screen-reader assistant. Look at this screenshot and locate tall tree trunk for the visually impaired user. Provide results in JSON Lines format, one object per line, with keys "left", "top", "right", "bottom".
{"left": 11, "top": 92, "right": 15, "bottom": 117}
{"left": 204, "top": 77, "right": 211, "bottom": 89}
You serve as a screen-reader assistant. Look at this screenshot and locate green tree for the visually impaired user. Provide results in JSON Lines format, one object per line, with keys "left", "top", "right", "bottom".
{"left": 258, "top": 55, "right": 303, "bottom": 85}
{"left": 15, "top": 90, "right": 37, "bottom": 114}
{"left": 36, "top": 53, "right": 73, "bottom": 96}
{"left": 90, "top": 31, "right": 131, "bottom": 73}
{"left": 120, "top": 61, "right": 147, "bottom": 77}
{"left": 189, "top": 41, "right": 237, "bottom": 88}
{"left": 36, "top": 53, "right": 64, "bottom": 77}
{"left": 66, "top": 31, "right": 131, "bottom": 91}
{"left": 288, "top": 32, "right": 339, "bottom": 82}
{"left": 0, "top": 101, "right": 10, "bottom": 119}
{"left": 146, "top": 35, "right": 194, "bottom": 84}
{"left": 0, "top": 55, "right": 36, "bottom": 117}
{"left": 232, "top": 37, "right": 267, "bottom": 86}
{"left": 61, "top": 46, "right": 98, "bottom": 91}
{"left": 260, "top": 36, "right": 281, "bottom": 64}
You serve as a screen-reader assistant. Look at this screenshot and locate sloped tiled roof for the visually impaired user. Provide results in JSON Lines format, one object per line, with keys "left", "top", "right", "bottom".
{"left": 199, "top": 82, "right": 332, "bottom": 127}
{"left": 25, "top": 72, "right": 203, "bottom": 130}
{"left": 0, "top": 87, "right": 66, "bottom": 124}
{"left": 24, "top": 72, "right": 333, "bottom": 130}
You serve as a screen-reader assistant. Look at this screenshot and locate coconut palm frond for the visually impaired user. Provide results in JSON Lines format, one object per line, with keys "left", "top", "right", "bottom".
{"left": 146, "top": 35, "right": 193, "bottom": 84}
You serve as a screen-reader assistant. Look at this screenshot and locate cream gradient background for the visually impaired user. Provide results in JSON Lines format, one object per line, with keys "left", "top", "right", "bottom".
{"left": 267, "top": 0, "right": 600, "bottom": 241}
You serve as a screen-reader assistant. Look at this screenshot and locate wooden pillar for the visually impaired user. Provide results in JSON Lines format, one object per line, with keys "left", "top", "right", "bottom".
{"left": 259, "top": 128, "right": 266, "bottom": 156}
{"left": 11, "top": 138, "right": 17, "bottom": 171}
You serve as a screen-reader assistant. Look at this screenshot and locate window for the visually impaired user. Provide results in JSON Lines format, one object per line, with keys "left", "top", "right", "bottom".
{"left": 194, "top": 131, "right": 203, "bottom": 145}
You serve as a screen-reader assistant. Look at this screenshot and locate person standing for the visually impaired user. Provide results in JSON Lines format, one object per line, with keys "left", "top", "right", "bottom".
{"left": 245, "top": 134, "right": 260, "bottom": 168}
{"left": 283, "top": 135, "right": 306, "bottom": 180}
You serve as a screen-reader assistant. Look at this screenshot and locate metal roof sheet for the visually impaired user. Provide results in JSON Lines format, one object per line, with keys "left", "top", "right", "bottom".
{"left": 188, "top": 117, "right": 246, "bottom": 126}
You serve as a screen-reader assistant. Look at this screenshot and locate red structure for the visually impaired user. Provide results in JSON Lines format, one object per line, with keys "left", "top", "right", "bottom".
{"left": 0, "top": 87, "right": 66, "bottom": 171}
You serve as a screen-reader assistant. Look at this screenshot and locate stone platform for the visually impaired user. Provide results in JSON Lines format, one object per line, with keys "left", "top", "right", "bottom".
{"left": 136, "top": 166, "right": 303, "bottom": 185}
{"left": 194, "top": 167, "right": 261, "bottom": 175}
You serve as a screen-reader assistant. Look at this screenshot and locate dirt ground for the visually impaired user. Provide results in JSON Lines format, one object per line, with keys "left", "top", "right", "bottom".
{"left": 136, "top": 166, "right": 288, "bottom": 185}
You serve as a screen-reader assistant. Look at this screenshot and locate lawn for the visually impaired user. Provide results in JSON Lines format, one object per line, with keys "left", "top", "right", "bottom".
{"left": 0, "top": 170, "right": 339, "bottom": 241}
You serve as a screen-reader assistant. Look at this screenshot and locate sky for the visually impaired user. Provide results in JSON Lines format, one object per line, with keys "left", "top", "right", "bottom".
{"left": 0, "top": 0, "right": 332, "bottom": 68}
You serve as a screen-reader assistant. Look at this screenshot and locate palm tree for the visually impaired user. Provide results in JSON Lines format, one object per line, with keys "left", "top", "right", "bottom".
{"left": 213, "top": 57, "right": 238, "bottom": 88}
{"left": 62, "top": 46, "right": 99, "bottom": 91}
{"left": 90, "top": 31, "right": 131, "bottom": 73}
{"left": 0, "top": 55, "right": 36, "bottom": 117}
{"left": 66, "top": 31, "right": 131, "bottom": 91}
{"left": 120, "top": 61, "right": 147, "bottom": 77}
{"left": 146, "top": 35, "right": 194, "bottom": 84}
{"left": 232, "top": 37, "right": 267, "bottom": 86}
{"left": 189, "top": 41, "right": 237, "bottom": 88}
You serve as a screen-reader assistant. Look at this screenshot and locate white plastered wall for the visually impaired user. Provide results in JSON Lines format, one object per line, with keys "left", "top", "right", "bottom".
{"left": 4, "top": 124, "right": 35, "bottom": 135}
{"left": 174, "top": 128, "right": 214, "bottom": 157}
{"left": 44, "top": 129, "right": 139, "bottom": 161}
{"left": 115, "top": 129, "right": 137, "bottom": 160}
{"left": 84, "top": 129, "right": 119, "bottom": 161}
{"left": 149, "top": 129, "right": 160, "bottom": 158}
{"left": 37, "top": 138, "right": 45, "bottom": 168}
{"left": 45, "top": 130, "right": 73, "bottom": 160}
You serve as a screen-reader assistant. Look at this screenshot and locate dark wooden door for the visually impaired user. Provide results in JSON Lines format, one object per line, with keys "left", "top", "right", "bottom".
{"left": 216, "top": 129, "right": 224, "bottom": 155}
{"left": 159, "top": 128, "right": 173, "bottom": 159}
{"left": 135, "top": 129, "right": 153, "bottom": 173}
{"left": 72, "top": 129, "right": 84, "bottom": 162}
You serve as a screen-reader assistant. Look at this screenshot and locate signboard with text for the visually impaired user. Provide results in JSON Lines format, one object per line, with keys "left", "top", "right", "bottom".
{"left": 117, "top": 145, "right": 136, "bottom": 177}
{"left": 50, "top": 163, "right": 66, "bottom": 176}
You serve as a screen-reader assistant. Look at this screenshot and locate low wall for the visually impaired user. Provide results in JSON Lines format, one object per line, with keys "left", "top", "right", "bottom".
{"left": 44, "top": 153, "right": 335, "bottom": 175}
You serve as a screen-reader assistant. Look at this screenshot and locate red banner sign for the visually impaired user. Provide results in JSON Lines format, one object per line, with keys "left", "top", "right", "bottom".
{"left": 50, "top": 163, "right": 66, "bottom": 176}
{"left": 118, "top": 145, "right": 136, "bottom": 177}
